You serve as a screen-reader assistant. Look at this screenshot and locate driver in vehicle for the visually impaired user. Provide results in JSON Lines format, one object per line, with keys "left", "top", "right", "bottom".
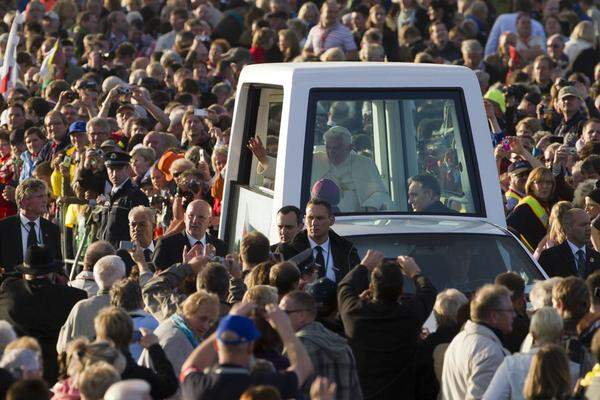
{"left": 312, "top": 126, "right": 391, "bottom": 212}
{"left": 408, "top": 174, "right": 456, "bottom": 213}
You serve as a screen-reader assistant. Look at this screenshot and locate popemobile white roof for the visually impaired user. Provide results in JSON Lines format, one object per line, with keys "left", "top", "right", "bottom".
{"left": 238, "top": 62, "right": 480, "bottom": 89}
{"left": 332, "top": 215, "right": 509, "bottom": 237}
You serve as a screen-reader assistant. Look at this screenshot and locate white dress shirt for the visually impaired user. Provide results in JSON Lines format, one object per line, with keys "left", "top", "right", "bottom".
{"left": 308, "top": 237, "right": 336, "bottom": 282}
{"left": 567, "top": 240, "right": 586, "bottom": 273}
{"left": 19, "top": 213, "right": 42, "bottom": 258}
{"left": 186, "top": 232, "right": 207, "bottom": 251}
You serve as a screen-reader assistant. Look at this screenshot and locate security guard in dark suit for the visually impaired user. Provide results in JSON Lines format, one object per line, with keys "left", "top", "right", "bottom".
{"left": 98, "top": 151, "right": 149, "bottom": 248}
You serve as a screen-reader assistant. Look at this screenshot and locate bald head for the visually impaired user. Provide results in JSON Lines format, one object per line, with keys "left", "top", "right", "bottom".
{"left": 185, "top": 200, "right": 212, "bottom": 240}
{"left": 564, "top": 208, "right": 591, "bottom": 247}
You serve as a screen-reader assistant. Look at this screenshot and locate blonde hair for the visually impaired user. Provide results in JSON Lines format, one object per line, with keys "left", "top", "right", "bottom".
{"left": 523, "top": 344, "right": 570, "bottom": 399}
{"left": 525, "top": 167, "right": 555, "bottom": 198}
{"left": 15, "top": 178, "right": 46, "bottom": 210}
{"left": 181, "top": 290, "right": 219, "bottom": 320}
{"left": 4, "top": 337, "right": 41, "bottom": 354}
{"left": 547, "top": 201, "right": 573, "bottom": 244}
{"left": 94, "top": 307, "right": 133, "bottom": 350}
{"left": 570, "top": 21, "right": 595, "bottom": 45}
{"left": 66, "top": 338, "right": 126, "bottom": 379}
{"left": 130, "top": 146, "right": 156, "bottom": 163}
{"left": 77, "top": 361, "right": 120, "bottom": 400}
{"left": 242, "top": 285, "right": 278, "bottom": 307}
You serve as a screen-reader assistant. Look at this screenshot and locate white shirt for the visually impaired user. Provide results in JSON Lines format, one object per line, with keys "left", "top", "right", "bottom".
{"left": 567, "top": 240, "right": 586, "bottom": 264}
{"left": 308, "top": 237, "right": 336, "bottom": 282}
{"left": 185, "top": 232, "right": 207, "bottom": 250}
{"left": 111, "top": 178, "right": 129, "bottom": 196}
{"left": 19, "top": 212, "right": 42, "bottom": 258}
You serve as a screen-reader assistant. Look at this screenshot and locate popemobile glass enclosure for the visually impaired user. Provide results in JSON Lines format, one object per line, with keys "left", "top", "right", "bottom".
{"left": 219, "top": 62, "right": 504, "bottom": 250}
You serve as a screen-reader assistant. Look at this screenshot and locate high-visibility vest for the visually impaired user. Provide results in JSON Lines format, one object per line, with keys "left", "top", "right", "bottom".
{"left": 517, "top": 196, "right": 549, "bottom": 228}
{"left": 505, "top": 189, "right": 523, "bottom": 203}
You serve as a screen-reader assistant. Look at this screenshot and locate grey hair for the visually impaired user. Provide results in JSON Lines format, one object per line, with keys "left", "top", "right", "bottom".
{"left": 83, "top": 241, "right": 116, "bottom": 271}
{"left": 93, "top": 255, "right": 126, "bottom": 290}
{"left": 104, "top": 379, "right": 151, "bottom": 400}
{"left": 0, "top": 348, "right": 42, "bottom": 377}
{"left": 529, "top": 306, "right": 563, "bottom": 345}
{"left": 433, "top": 289, "right": 469, "bottom": 327}
{"left": 461, "top": 39, "right": 483, "bottom": 55}
{"left": 0, "top": 321, "right": 16, "bottom": 356}
{"left": 128, "top": 206, "right": 156, "bottom": 225}
{"left": 530, "top": 278, "right": 563, "bottom": 310}
{"left": 323, "top": 126, "right": 352, "bottom": 146}
{"left": 474, "top": 69, "right": 490, "bottom": 85}
{"left": 87, "top": 117, "right": 111, "bottom": 134}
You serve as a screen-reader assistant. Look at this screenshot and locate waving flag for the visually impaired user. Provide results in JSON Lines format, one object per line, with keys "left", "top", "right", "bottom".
{"left": 39, "top": 39, "right": 59, "bottom": 88}
{"left": 0, "top": 11, "right": 25, "bottom": 97}
{"left": 17, "top": 0, "right": 30, "bottom": 13}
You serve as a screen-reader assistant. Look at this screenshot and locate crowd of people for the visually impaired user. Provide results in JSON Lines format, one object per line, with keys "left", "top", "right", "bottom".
{"left": 0, "top": 0, "right": 596, "bottom": 398}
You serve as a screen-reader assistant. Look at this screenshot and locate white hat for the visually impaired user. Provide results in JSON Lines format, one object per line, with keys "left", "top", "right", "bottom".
{"left": 104, "top": 379, "right": 151, "bottom": 400}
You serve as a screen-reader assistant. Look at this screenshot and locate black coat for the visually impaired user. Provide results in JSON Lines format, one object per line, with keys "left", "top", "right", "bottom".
{"left": 277, "top": 229, "right": 361, "bottom": 282}
{"left": 98, "top": 179, "right": 149, "bottom": 248}
{"left": 121, "top": 345, "right": 178, "bottom": 400}
{"left": 0, "top": 277, "right": 86, "bottom": 384}
{"left": 152, "top": 231, "right": 227, "bottom": 271}
{"left": 506, "top": 202, "right": 548, "bottom": 251}
{"left": 338, "top": 265, "right": 437, "bottom": 399}
{"left": 0, "top": 215, "right": 61, "bottom": 273}
{"left": 538, "top": 241, "right": 600, "bottom": 279}
{"left": 423, "top": 200, "right": 456, "bottom": 214}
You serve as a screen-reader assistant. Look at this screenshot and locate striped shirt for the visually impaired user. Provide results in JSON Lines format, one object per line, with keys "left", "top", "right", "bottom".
{"left": 304, "top": 22, "right": 357, "bottom": 55}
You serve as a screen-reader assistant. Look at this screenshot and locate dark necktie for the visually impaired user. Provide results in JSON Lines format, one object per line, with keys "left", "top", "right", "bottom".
{"left": 576, "top": 249, "right": 586, "bottom": 277}
{"left": 143, "top": 248, "right": 152, "bottom": 262}
{"left": 315, "top": 246, "right": 326, "bottom": 278}
{"left": 27, "top": 222, "right": 38, "bottom": 250}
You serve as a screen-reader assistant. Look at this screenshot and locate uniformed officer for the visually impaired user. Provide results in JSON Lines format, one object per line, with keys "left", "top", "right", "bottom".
{"left": 98, "top": 151, "right": 149, "bottom": 248}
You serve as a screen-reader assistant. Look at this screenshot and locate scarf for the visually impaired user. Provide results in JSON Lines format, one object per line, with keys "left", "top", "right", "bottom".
{"left": 171, "top": 314, "right": 199, "bottom": 348}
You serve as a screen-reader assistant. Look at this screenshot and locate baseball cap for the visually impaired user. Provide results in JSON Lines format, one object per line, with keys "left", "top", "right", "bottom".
{"left": 68, "top": 120, "right": 87, "bottom": 135}
{"left": 484, "top": 88, "right": 506, "bottom": 113}
{"left": 216, "top": 315, "right": 261, "bottom": 345}
{"left": 507, "top": 160, "right": 532, "bottom": 176}
{"left": 558, "top": 86, "right": 582, "bottom": 101}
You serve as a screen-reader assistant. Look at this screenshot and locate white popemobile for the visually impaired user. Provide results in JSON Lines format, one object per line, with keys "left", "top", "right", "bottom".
{"left": 219, "top": 62, "right": 547, "bottom": 293}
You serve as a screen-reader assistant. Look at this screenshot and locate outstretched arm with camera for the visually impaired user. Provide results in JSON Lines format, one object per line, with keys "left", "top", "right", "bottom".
{"left": 98, "top": 86, "right": 122, "bottom": 118}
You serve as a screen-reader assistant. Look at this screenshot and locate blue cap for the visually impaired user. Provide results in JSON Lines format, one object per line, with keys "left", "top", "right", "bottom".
{"left": 216, "top": 315, "right": 261, "bottom": 345}
{"left": 68, "top": 120, "right": 87, "bottom": 135}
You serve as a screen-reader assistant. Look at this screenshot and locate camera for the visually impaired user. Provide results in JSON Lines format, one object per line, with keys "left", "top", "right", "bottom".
{"left": 117, "top": 86, "right": 132, "bottom": 95}
{"left": 64, "top": 91, "right": 78, "bottom": 101}
{"left": 149, "top": 194, "right": 170, "bottom": 209}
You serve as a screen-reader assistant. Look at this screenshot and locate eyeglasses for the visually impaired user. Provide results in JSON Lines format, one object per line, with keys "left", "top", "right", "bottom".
{"left": 547, "top": 44, "right": 561, "bottom": 48}
{"left": 172, "top": 171, "right": 184, "bottom": 178}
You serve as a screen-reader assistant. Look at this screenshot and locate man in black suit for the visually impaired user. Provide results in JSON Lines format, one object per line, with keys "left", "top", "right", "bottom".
{"left": 0, "top": 178, "right": 61, "bottom": 273}
{"left": 408, "top": 174, "right": 455, "bottom": 214}
{"left": 116, "top": 205, "right": 157, "bottom": 279}
{"left": 270, "top": 205, "right": 303, "bottom": 252}
{"left": 539, "top": 208, "right": 600, "bottom": 278}
{"left": 278, "top": 199, "right": 360, "bottom": 283}
{"left": 0, "top": 245, "right": 87, "bottom": 384}
{"left": 153, "top": 199, "right": 227, "bottom": 271}
{"left": 98, "top": 151, "right": 149, "bottom": 248}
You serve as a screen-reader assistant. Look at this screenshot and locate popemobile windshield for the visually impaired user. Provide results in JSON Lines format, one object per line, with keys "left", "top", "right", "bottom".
{"left": 219, "top": 62, "right": 504, "bottom": 249}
